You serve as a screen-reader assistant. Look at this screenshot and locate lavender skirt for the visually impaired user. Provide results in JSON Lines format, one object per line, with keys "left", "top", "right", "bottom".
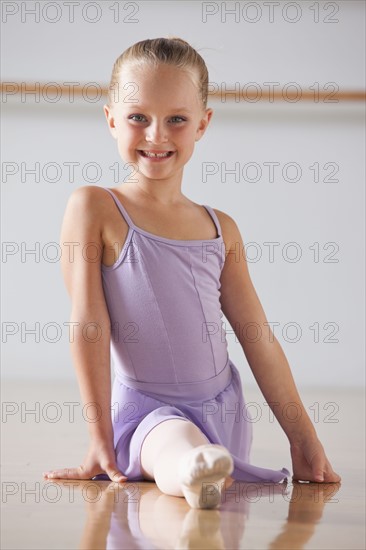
{"left": 92, "top": 359, "right": 290, "bottom": 483}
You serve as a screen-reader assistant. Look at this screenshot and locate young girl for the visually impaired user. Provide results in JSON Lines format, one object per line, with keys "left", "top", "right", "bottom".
{"left": 43, "top": 37, "right": 340, "bottom": 509}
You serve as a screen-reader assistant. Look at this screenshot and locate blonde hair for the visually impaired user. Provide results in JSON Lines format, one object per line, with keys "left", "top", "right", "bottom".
{"left": 106, "top": 36, "right": 209, "bottom": 110}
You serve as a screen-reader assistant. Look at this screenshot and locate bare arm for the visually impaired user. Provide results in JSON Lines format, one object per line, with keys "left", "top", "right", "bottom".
{"left": 61, "top": 186, "right": 113, "bottom": 442}
{"left": 43, "top": 186, "right": 126, "bottom": 483}
{"left": 216, "top": 210, "right": 341, "bottom": 483}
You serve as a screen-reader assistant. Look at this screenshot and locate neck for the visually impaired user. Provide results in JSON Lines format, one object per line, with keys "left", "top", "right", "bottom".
{"left": 123, "top": 174, "right": 186, "bottom": 205}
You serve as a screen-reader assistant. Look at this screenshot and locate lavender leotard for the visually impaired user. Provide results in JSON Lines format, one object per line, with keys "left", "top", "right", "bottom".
{"left": 95, "top": 188, "right": 290, "bottom": 483}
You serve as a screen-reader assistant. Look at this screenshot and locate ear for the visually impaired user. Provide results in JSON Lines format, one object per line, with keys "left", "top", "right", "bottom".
{"left": 195, "top": 108, "right": 214, "bottom": 142}
{"left": 103, "top": 104, "right": 118, "bottom": 139}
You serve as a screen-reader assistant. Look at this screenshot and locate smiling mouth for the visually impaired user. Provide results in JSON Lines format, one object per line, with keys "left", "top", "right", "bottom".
{"left": 138, "top": 150, "right": 175, "bottom": 158}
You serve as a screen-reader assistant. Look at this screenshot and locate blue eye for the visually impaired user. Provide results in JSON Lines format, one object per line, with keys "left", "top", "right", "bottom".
{"left": 128, "top": 114, "right": 186, "bottom": 124}
{"left": 129, "top": 114, "right": 146, "bottom": 122}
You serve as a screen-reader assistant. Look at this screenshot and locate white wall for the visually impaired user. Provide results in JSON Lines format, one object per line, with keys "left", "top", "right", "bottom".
{"left": 2, "top": 1, "right": 365, "bottom": 386}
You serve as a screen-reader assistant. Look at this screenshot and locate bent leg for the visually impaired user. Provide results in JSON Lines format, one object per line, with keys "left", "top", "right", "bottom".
{"left": 140, "top": 418, "right": 234, "bottom": 507}
{"left": 140, "top": 418, "right": 210, "bottom": 495}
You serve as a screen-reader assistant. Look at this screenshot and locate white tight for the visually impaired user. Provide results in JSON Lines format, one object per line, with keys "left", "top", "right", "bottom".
{"left": 140, "top": 419, "right": 210, "bottom": 496}
{"left": 140, "top": 418, "right": 233, "bottom": 498}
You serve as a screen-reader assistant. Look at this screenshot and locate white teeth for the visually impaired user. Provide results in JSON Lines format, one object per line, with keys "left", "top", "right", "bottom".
{"left": 141, "top": 151, "right": 172, "bottom": 158}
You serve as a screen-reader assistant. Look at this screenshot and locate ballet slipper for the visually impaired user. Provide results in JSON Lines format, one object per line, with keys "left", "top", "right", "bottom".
{"left": 177, "top": 444, "right": 234, "bottom": 509}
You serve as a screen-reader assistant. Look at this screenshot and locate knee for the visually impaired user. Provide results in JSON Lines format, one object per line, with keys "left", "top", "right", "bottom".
{"left": 181, "top": 421, "right": 211, "bottom": 444}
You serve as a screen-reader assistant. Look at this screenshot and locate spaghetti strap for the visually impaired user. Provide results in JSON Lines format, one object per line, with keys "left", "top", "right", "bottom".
{"left": 202, "top": 204, "right": 222, "bottom": 239}
{"left": 104, "top": 187, "right": 135, "bottom": 229}
{"left": 104, "top": 187, "right": 222, "bottom": 244}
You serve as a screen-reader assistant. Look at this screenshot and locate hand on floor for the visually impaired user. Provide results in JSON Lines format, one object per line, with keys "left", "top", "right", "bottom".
{"left": 290, "top": 436, "right": 341, "bottom": 483}
{"left": 42, "top": 439, "right": 127, "bottom": 483}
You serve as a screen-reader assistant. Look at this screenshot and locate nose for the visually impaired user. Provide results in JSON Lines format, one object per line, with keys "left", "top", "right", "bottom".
{"left": 145, "top": 120, "right": 168, "bottom": 144}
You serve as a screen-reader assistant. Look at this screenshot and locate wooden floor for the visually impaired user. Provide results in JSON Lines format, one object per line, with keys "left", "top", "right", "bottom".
{"left": 1, "top": 380, "right": 365, "bottom": 549}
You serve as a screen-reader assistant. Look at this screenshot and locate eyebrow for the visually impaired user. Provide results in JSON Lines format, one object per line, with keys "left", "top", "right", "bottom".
{"left": 124, "top": 105, "right": 192, "bottom": 113}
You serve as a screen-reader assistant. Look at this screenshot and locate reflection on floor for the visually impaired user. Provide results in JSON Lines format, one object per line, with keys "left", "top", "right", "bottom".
{"left": 1, "top": 380, "right": 365, "bottom": 549}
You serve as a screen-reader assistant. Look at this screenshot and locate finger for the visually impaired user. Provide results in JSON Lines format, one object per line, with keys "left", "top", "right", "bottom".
{"left": 106, "top": 467, "right": 128, "bottom": 483}
{"left": 310, "top": 454, "right": 325, "bottom": 482}
{"left": 323, "top": 466, "right": 341, "bottom": 483}
{"left": 314, "top": 455, "right": 342, "bottom": 483}
{"left": 43, "top": 466, "right": 86, "bottom": 480}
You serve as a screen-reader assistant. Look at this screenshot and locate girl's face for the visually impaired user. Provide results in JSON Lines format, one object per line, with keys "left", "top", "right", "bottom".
{"left": 104, "top": 63, "right": 213, "bottom": 184}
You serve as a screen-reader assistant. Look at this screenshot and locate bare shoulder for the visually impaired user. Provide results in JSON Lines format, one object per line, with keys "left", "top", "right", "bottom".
{"left": 60, "top": 186, "right": 112, "bottom": 300}
{"left": 63, "top": 185, "right": 108, "bottom": 216}
{"left": 211, "top": 207, "right": 243, "bottom": 250}
{"left": 61, "top": 185, "right": 112, "bottom": 237}
{"left": 60, "top": 186, "right": 109, "bottom": 266}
